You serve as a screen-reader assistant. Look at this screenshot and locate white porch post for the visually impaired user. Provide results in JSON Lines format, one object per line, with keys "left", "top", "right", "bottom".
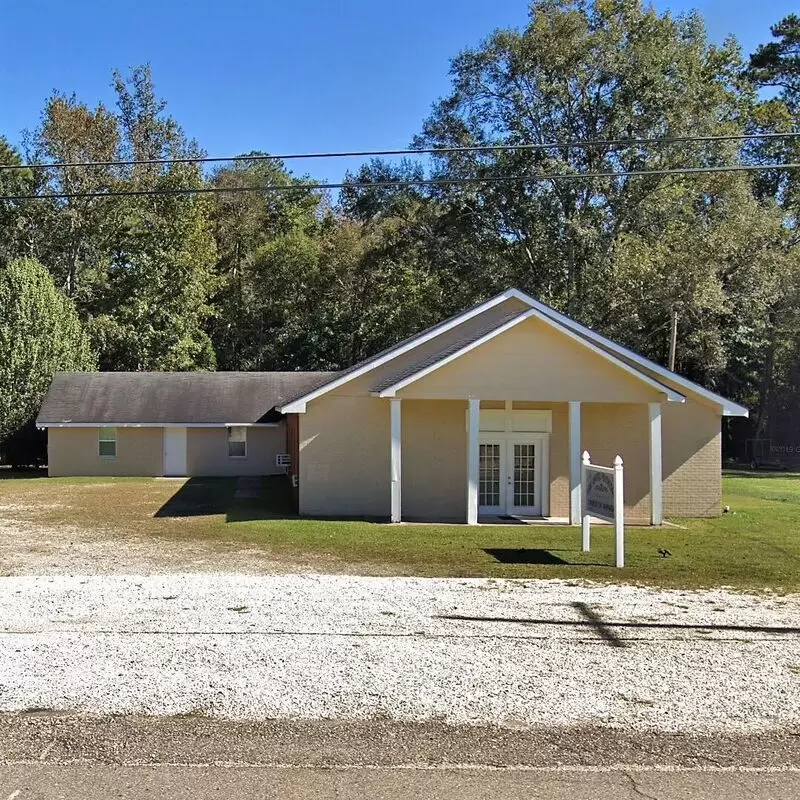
{"left": 390, "top": 398, "right": 402, "bottom": 523}
{"left": 466, "top": 397, "right": 480, "bottom": 525}
{"left": 648, "top": 402, "right": 663, "bottom": 525}
{"left": 568, "top": 401, "right": 582, "bottom": 525}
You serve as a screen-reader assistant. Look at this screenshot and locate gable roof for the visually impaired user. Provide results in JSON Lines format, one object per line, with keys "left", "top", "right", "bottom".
{"left": 277, "top": 292, "right": 517, "bottom": 412}
{"left": 507, "top": 290, "right": 748, "bottom": 417}
{"left": 37, "top": 371, "right": 335, "bottom": 426}
{"left": 278, "top": 288, "right": 748, "bottom": 417}
{"left": 374, "top": 306, "right": 685, "bottom": 402}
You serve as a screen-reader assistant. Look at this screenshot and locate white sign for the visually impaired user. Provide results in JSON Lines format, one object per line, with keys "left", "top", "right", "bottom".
{"left": 584, "top": 469, "right": 615, "bottom": 522}
{"left": 581, "top": 451, "right": 625, "bottom": 568}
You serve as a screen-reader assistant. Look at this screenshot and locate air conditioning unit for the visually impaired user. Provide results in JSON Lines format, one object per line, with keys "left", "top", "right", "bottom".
{"left": 276, "top": 453, "right": 291, "bottom": 468}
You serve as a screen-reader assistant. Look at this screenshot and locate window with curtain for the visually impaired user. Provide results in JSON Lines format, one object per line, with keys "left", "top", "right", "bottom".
{"left": 227, "top": 426, "right": 247, "bottom": 458}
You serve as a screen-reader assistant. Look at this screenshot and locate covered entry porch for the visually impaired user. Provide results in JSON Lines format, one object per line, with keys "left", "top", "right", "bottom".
{"left": 386, "top": 397, "right": 666, "bottom": 526}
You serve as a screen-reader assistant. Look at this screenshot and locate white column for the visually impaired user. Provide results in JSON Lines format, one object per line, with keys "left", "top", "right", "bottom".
{"left": 614, "top": 455, "right": 625, "bottom": 568}
{"left": 466, "top": 397, "right": 480, "bottom": 525}
{"left": 568, "top": 401, "right": 582, "bottom": 525}
{"left": 390, "top": 398, "right": 402, "bottom": 523}
{"left": 648, "top": 402, "right": 663, "bottom": 525}
{"left": 581, "top": 450, "right": 591, "bottom": 551}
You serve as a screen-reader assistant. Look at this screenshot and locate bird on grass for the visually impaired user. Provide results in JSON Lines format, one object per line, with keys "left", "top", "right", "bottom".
{"left": 658, "top": 548, "right": 672, "bottom": 558}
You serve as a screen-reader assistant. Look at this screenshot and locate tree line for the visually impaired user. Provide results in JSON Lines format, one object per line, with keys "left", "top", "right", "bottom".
{"left": 1, "top": 0, "right": 799, "bottom": 457}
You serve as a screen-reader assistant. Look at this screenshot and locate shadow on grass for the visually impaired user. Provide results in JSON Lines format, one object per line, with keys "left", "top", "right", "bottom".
{"left": 155, "top": 478, "right": 238, "bottom": 517}
{"left": 155, "top": 476, "right": 298, "bottom": 520}
{"left": 0, "top": 466, "right": 48, "bottom": 480}
{"left": 484, "top": 548, "right": 608, "bottom": 567}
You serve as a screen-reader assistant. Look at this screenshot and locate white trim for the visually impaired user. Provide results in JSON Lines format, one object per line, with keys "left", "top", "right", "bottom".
{"left": 278, "top": 293, "right": 513, "bottom": 413}
{"left": 506, "top": 289, "right": 748, "bottom": 416}
{"left": 390, "top": 398, "right": 402, "bottom": 523}
{"left": 38, "top": 422, "right": 281, "bottom": 428}
{"left": 568, "top": 401, "right": 581, "bottom": 525}
{"left": 377, "top": 306, "right": 685, "bottom": 402}
{"left": 279, "top": 284, "right": 744, "bottom": 415}
{"left": 649, "top": 402, "right": 663, "bottom": 525}
{"left": 466, "top": 398, "right": 480, "bottom": 525}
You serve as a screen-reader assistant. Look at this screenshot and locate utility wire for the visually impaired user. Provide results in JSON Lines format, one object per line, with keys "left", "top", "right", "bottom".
{"left": 0, "top": 162, "right": 797, "bottom": 202}
{"left": 0, "top": 131, "right": 798, "bottom": 172}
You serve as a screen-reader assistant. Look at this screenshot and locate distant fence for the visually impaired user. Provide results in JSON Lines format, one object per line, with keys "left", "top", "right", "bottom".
{"left": 744, "top": 438, "right": 800, "bottom": 470}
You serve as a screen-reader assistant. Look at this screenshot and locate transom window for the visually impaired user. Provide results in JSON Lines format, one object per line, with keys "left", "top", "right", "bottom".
{"left": 227, "top": 426, "right": 247, "bottom": 458}
{"left": 98, "top": 427, "right": 117, "bottom": 458}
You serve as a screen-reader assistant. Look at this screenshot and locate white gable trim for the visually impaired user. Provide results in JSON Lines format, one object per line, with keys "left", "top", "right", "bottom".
{"left": 377, "top": 306, "right": 685, "bottom": 402}
{"left": 278, "top": 291, "right": 516, "bottom": 413}
{"left": 506, "top": 289, "right": 748, "bottom": 417}
{"left": 376, "top": 310, "right": 538, "bottom": 397}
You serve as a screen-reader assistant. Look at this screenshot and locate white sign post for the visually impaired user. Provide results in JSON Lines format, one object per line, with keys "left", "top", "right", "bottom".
{"left": 581, "top": 450, "right": 625, "bottom": 568}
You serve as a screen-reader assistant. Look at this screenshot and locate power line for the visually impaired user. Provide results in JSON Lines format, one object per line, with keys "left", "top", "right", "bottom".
{"left": 0, "top": 132, "right": 798, "bottom": 172}
{"left": 0, "top": 162, "right": 797, "bottom": 202}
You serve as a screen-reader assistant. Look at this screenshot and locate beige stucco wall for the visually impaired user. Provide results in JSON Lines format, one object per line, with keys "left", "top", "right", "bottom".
{"left": 396, "top": 317, "right": 666, "bottom": 403}
{"left": 298, "top": 391, "right": 390, "bottom": 518}
{"left": 47, "top": 427, "right": 163, "bottom": 477}
{"left": 295, "top": 311, "right": 723, "bottom": 522}
{"left": 662, "top": 400, "right": 721, "bottom": 517}
{"left": 582, "top": 403, "right": 651, "bottom": 523}
{"left": 186, "top": 425, "right": 286, "bottom": 476}
{"left": 298, "top": 393, "right": 723, "bottom": 522}
{"left": 401, "top": 400, "right": 467, "bottom": 520}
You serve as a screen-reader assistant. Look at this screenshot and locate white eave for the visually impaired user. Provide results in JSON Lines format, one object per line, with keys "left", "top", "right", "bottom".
{"left": 277, "top": 291, "right": 514, "bottom": 413}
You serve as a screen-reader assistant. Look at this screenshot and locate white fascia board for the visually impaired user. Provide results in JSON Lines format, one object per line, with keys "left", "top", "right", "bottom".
{"left": 506, "top": 289, "right": 747, "bottom": 416}
{"left": 37, "top": 422, "right": 281, "bottom": 428}
{"left": 277, "top": 290, "right": 518, "bottom": 413}
{"left": 377, "top": 307, "right": 685, "bottom": 402}
{"left": 377, "top": 310, "right": 538, "bottom": 397}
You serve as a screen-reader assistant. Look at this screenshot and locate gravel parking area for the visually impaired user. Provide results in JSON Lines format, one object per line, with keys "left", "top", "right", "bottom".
{"left": 1, "top": 574, "right": 799, "bottom": 733}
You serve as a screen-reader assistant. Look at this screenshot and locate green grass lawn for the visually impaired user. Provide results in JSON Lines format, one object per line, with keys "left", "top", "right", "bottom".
{"left": 1, "top": 470, "right": 799, "bottom": 590}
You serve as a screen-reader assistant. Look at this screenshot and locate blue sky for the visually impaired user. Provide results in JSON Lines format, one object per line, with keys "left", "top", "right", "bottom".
{"left": 1, "top": 1, "right": 794, "bottom": 182}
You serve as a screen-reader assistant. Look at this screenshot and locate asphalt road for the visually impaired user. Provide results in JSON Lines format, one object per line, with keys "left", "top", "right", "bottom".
{"left": 1, "top": 714, "right": 799, "bottom": 799}
{"left": 2, "top": 764, "right": 800, "bottom": 800}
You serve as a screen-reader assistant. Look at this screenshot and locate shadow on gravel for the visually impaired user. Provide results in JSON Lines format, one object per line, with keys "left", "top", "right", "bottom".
{"left": 438, "top": 601, "right": 800, "bottom": 649}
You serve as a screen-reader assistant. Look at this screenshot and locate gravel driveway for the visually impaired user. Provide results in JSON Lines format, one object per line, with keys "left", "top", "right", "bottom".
{"left": 1, "top": 574, "right": 798, "bottom": 733}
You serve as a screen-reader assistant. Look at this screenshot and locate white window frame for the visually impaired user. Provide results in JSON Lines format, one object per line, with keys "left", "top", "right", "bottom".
{"left": 227, "top": 426, "right": 247, "bottom": 459}
{"left": 98, "top": 426, "right": 117, "bottom": 459}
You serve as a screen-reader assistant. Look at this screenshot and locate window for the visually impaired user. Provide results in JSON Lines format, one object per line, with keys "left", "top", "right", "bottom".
{"left": 98, "top": 427, "right": 117, "bottom": 458}
{"left": 227, "top": 426, "right": 247, "bottom": 458}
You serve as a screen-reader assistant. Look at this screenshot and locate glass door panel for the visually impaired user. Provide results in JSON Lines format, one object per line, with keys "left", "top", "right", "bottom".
{"left": 479, "top": 442, "right": 503, "bottom": 512}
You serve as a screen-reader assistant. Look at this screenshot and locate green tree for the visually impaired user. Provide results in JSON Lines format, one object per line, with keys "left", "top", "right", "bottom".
{"left": 0, "top": 137, "right": 34, "bottom": 263}
{"left": 0, "top": 258, "right": 95, "bottom": 441}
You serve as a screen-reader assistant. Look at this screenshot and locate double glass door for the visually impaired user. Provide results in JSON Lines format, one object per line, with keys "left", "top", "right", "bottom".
{"left": 479, "top": 437, "right": 543, "bottom": 516}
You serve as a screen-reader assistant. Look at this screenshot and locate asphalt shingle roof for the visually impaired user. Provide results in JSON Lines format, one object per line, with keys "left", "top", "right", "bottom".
{"left": 36, "top": 371, "right": 336, "bottom": 425}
